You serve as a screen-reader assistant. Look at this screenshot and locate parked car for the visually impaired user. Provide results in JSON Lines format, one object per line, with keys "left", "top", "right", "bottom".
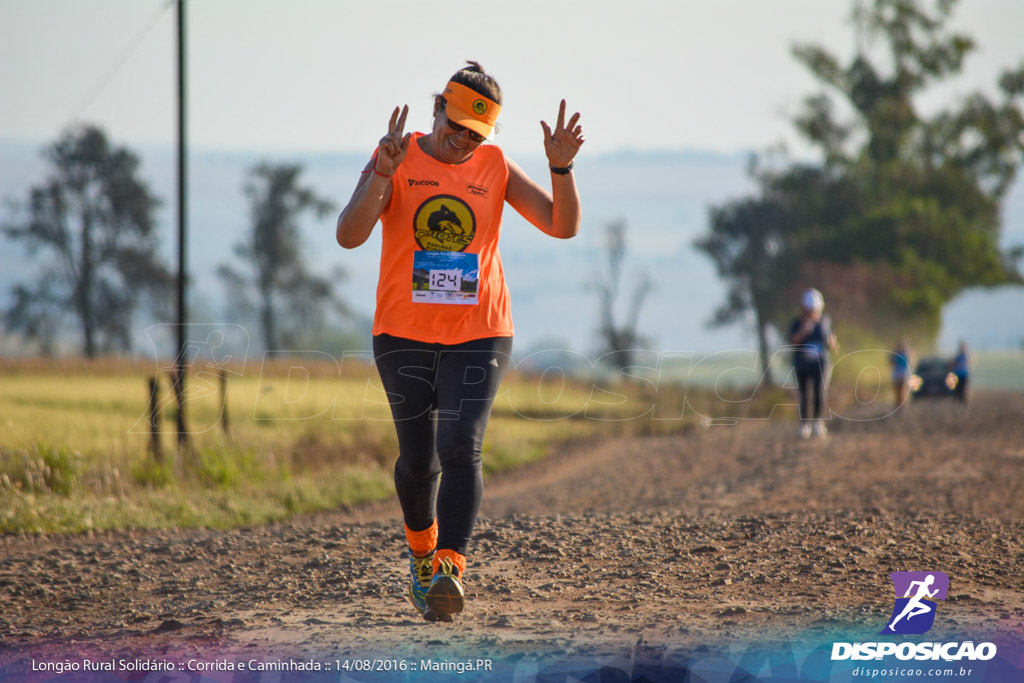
{"left": 909, "top": 356, "right": 958, "bottom": 398}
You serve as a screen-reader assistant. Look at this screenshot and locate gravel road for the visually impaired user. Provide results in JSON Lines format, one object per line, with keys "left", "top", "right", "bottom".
{"left": 2, "top": 392, "right": 1022, "bottom": 677}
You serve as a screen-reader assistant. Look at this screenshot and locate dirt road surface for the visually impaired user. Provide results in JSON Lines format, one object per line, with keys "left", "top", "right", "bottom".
{"left": 2, "top": 392, "right": 1023, "bottom": 678}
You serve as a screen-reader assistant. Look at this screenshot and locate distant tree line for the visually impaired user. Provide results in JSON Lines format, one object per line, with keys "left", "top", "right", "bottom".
{"left": 6, "top": 1, "right": 1022, "bottom": 368}
{"left": 1, "top": 125, "right": 348, "bottom": 357}
{"left": 696, "top": 0, "right": 1024, "bottom": 379}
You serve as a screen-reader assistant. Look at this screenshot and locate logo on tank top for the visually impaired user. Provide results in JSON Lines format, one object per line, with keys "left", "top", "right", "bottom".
{"left": 413, "top": 195, "right": 477, "bottom": 252}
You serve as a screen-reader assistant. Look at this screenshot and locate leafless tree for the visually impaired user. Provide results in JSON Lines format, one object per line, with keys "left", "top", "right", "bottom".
{"left": 592, "top": 220, "right": 651, "bottom": 370}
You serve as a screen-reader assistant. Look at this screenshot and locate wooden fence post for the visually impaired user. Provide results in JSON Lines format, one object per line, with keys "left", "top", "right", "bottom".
{"left": 172, "top": 366, "right": 191, "bottom": 453}
{"left": 147, "top": 376, "right": 163, "bottom": 463}
{"left": 219, "top": 369, "right": 230, "bottom": 438}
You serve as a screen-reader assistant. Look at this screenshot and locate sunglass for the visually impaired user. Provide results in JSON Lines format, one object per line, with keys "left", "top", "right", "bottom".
{"left": 440, "top": 102, "right": 486, "bottom": 143}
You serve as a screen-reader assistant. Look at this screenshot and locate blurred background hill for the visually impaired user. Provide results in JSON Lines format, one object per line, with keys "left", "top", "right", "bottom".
{"left": 2, "top": 142, "right": 1022, "bottom": 358}
{"left": 2, "top": 0, "right": 1023, "bottom": 370}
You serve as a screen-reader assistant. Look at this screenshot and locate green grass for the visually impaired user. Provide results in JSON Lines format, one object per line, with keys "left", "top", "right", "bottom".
{"left": 0, "top": 359, "right": 707, "bottom": 534}
{"left": 10, "top": 349, "right": 1009, "bottom": 534}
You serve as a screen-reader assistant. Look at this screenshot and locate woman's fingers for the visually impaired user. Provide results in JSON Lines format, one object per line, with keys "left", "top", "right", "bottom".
{"left": 378, "top": 105, "right": 411, "bottom": 168}
{"left": 395, "top": 105, "right": 409, "bottom": 137}
{"left": 541, "top": 99, "right": 587, "bottom": 166}
{"left": 551, "top": 102, "right": 583, "bottom": 143}
{"left": 384, "top": 105, "right": 409, "bottom": 146}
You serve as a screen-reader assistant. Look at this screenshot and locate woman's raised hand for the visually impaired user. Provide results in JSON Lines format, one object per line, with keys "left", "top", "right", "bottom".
{"left": 540, "top": 100, "right": 585, "bottom": 168}
{"left": 375, "top": 105, "right": 412, "bottom": 176}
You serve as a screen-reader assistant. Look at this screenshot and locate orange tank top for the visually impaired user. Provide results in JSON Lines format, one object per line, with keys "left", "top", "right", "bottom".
{"left": 371, "top": 132, "right": 513, "bottom": 344}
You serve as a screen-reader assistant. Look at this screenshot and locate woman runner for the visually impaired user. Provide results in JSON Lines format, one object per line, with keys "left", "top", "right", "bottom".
{"left": 335, "top": 62, "right": 584, "bottom": 621}
{"left": 789, "top": 288, "right": 838, "bottom": 439}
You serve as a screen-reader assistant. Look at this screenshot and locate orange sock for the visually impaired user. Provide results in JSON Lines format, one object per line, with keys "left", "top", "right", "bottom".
{"left": 405, "top": 521, "right": 437, "bottom": 558}
{"left": 433, "top": 549, "right": 466, "bottom": 578}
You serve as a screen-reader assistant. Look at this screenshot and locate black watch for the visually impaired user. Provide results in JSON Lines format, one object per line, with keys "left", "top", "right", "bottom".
{"left": 549, "top": 160, "right": 574, "bottom": 175}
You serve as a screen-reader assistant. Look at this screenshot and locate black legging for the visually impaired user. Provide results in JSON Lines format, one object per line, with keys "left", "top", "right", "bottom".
{"left": 796, "top": 365, "right": 826, "bottom": 421}
{"left": 373, "top": 333, "right": 513, "bottom": 555}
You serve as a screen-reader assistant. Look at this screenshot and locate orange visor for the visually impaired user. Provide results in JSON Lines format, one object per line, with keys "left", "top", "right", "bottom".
{"left": 442, "top": 80, "right": 501, "bottom": 139}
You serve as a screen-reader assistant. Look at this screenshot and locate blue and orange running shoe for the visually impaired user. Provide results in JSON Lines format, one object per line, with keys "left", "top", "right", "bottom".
{"left": 423, "top": 556, "right": 464, "bottom": 622}
{"left": 408, "top": 550, "right": 435, "bottom": 615}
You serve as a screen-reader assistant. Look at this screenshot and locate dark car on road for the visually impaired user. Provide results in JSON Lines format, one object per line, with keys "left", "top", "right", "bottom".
{"left": 909, "top": 356, "right": 958, "bottom": 398}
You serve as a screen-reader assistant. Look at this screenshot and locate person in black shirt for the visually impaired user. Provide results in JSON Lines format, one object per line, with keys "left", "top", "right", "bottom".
{"left": 789, "top": 288, "right": 838, "bottom": 438}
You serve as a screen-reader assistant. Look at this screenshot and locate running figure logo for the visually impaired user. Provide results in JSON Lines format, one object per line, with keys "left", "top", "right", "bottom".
{"left": 881, "top": 571, "right": 949, "bottom": 635}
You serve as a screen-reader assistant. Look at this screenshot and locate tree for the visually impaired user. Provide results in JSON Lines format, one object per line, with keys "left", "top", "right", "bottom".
{"left": 786, "top": 0, "right": 1024, "bottom": 322}
{"left": 217, "top": 162, "right": 346, "bottom": 350}
{"left": 697, "top": 0, "right": 1024, "bottom": 358}
{"left": 2, "top": 125, "right": 172, "bottom": 356}
{"left": 694, "top": 180, "right": 791, "bottom": 386}
{"left": 592, "top": 220, "right": 652, "bottom": 370}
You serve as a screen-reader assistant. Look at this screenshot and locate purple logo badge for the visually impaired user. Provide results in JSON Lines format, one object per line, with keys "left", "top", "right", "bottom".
{"left": 881, "top": 571, "right": 949, "bottom": 635}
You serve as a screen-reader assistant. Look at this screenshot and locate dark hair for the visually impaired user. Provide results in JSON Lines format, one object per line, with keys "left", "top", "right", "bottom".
{"left": 448, "top": 61, "right": 502, "bottom": 105}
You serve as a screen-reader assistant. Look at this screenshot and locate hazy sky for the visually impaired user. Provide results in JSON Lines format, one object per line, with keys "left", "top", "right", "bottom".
{"left": 2, "top": 1, "right": 1024, "bottom": 357}
{"left": 3, "top": 0, "right": 1023, "bottom": 158}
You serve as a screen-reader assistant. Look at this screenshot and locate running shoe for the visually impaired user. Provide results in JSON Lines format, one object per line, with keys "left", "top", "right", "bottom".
{"left": 424, "top": 556, "right": 465, "bottom": 622}
{"left": 799, "top": 423, "right": 812, "bottom": 440}
{"left": 813, "top": 419, "right": 828, "bottom": 438}
{"left": 408, "top": 550, "right": 434, "bottom": 615}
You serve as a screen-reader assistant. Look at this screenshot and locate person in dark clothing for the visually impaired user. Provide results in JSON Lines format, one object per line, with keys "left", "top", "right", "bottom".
{"left": 789, "top": 288, "right": 838, "bottom": 439}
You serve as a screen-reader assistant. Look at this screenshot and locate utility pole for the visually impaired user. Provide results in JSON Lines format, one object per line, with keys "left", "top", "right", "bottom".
{"left": 174, "top": 0, "right": 190, "bottom": 450}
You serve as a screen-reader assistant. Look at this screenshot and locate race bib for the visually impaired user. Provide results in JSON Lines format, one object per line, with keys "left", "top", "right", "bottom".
{"left": 412, "top": 251, "right": 479, "bottom": 305}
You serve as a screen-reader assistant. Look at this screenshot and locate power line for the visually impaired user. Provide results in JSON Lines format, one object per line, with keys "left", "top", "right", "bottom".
{"left": 2, "top": 1, "right": 175, "bottom": 195}
{"left": 67, "top": 0, "right": 176, "bottom": 128}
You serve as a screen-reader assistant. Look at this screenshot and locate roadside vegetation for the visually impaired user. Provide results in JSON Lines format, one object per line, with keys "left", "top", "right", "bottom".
{"left": 3, "top": 349, "right": 1020, "bottom": 534}
{"left": 0, "top": 357, "right": 749, "bottom": 533}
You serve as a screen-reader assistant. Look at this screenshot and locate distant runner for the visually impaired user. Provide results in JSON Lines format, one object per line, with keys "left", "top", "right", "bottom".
{"left": 335, "top": 62, "right": 584, "bottom": 621}
{"left": 789, "top": 288, "right": 838, "bottom": 439}
{"left": 890, "top": 337, "right": 914, "bottom": 408}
